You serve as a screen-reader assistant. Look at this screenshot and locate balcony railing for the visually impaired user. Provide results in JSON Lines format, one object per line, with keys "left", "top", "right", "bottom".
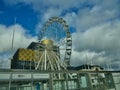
{"left": 0, "top": 69, "right": 120, "bottom": 90}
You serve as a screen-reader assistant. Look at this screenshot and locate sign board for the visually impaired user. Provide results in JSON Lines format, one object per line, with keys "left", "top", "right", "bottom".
{"left": 33, "top": 73, "right": 49, "bottom": 79}
{"left": 0, "top": 72, "right": 49, "bottom": 81}
{"left": 12, "top": 73, "right": 31, "bottom": 80}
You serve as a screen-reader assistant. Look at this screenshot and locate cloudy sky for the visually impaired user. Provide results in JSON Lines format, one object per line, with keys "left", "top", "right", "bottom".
{"left": 0, "top": 0, "right": 120, "bottom": 70}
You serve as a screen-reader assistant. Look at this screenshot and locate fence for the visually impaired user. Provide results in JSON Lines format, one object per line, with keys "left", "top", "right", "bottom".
{"left": 0, "top": 69, "right": 119, "bottom": 90}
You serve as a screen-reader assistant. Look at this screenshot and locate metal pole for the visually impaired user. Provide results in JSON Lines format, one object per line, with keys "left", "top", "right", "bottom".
{"left": 31, "top": 72, "right": 33, "bottom": 90}
{"left": 65, "top": 73, "right": 69, "bottom": 90}
{"left": 77, "top": 73, "right": 80, "bottom": 90}
{"left": 44, "top": 49, "right": 47, "bottom": 70}
{"left": 49, "top": 73, "right": 53, "bottom": 90}
{"left": 9, "top": 72, "right": 12, "bottom": 90}
{"left": 87, "top": 72, "right": 92, "bottom": 90}
{"left": 11, "top": 17, "right": 16, "bottom": 50}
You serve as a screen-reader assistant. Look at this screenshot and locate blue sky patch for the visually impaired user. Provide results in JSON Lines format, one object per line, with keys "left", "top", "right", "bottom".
{"left": 0, "top": 1, "right": 38, "bottom": 35}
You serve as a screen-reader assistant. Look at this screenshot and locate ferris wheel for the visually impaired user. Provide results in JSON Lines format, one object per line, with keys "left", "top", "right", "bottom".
{"left": 35, "top": 17, "right": 72, "bottom": 72}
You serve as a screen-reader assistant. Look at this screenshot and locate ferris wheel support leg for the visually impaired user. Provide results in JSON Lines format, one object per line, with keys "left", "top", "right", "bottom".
{"left": 44, "top": 49, "right": 47, "bottom": 70}
{"left": 35, "top": 51, "right": 45, "bottom": 70}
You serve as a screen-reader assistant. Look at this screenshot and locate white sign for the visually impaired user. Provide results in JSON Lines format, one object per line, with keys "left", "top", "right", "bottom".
{"left": 0, "top": 73, "right": 49, "bottom": 80}
{"left": 12, "top": 74, "right": 31, "bottom": 80}
{"left": 33, "top": 73, "right": 49, "bottom": 79}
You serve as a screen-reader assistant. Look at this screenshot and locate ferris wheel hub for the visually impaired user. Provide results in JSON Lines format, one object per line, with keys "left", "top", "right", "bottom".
{"left": 41, "top": 39, "right": 54, "bottom": 45}
{"left": 41, "top": 39, "right": 54, "bottom": 50}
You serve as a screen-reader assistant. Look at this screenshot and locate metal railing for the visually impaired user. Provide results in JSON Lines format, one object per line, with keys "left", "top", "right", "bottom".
{"left": 0, "top": 69, "right": 120, "bottom": 90}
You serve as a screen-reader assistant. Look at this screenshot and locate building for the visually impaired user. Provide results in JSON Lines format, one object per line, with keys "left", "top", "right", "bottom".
{"left": 68, "top": 64, "right": 104, "bottom": 71}
{"left": 0, "top": 69, "right": 120, "bottom": 90}
{"left": 11, "top": 40, "right": 61, "bottom": 70}
{"left": 11, "top": 48, "right": 35, "bottom": 69}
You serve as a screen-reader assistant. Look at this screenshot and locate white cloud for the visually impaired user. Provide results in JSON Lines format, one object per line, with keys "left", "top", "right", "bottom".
{"left": 70, "top": 49, "right": 110, "bottom": 67}
{"left": 70, "top": 48, "right": 120, "bottom": 70}
{"left": 42, "top": 8, "right": 62, "bottom": 22}
{"left": 73, "top": 20, "right": 120, "bottom": 52}
{"left": 71, "top": 20, "right": 120, "bottom": 69}
{"left": 3, "top": 0, "right": 85, "bottom": 10}
{"left": 59, "top": 0, "right": 120, "bottom": 31}
{"left": 0, "top": 24, "right": 37, "bottom": 53}
{"left": 4, "top": 0, "right": 120, "bottom": 31}
{"left": 63, "top": 12, "right": 77, "bottom": 27}
{"left": 0, "top": 24, "right": 37, "bottom": 68}
{"left": 75, "top": 5, "right": 119, "bottom": 31}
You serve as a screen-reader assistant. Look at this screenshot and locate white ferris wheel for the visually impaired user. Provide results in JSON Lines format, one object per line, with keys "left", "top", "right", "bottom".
{"left": 34, "top": 17, "right": 72, "bottom": 71}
